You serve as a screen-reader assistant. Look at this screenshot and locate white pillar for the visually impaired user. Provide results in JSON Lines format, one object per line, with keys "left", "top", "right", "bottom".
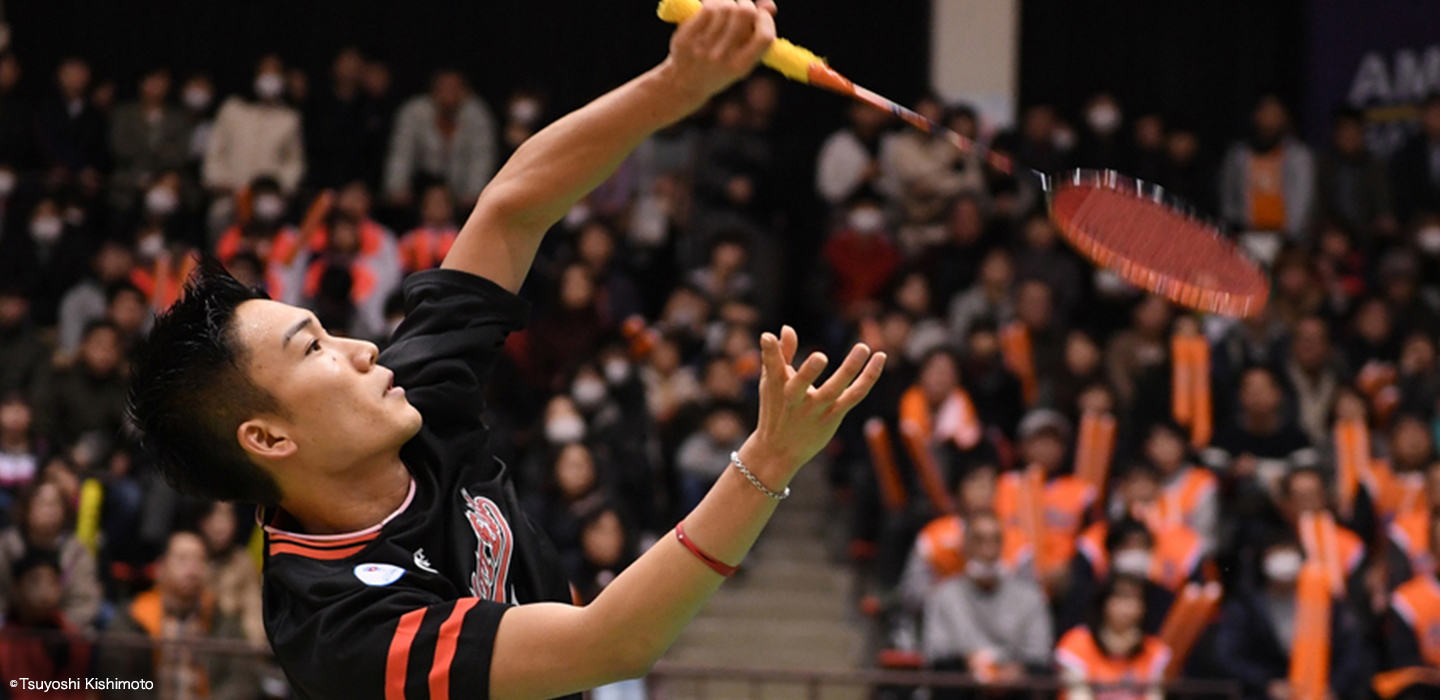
{"left": 930, "top": 0, "right": 1020, "bottom": 130}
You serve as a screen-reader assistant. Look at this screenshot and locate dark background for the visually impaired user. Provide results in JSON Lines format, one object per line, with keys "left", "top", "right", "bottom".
{"left": 9, "top": 0, "right": 1305, "bottom": 146}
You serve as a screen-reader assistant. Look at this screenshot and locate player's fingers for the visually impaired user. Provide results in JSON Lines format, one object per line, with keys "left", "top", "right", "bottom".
{"left": 780, "top": 324, "right": 798, "bottom": 368}
{"left": 679, "top": 3, "right": 720, "bottom": 47}
{"left": 758, "top": 0, "right": 777, "bottom": 16}
{"left": 695, "top": 0, "right": 731, "bottom": 48}
{"left": 833, "top": 352, "right": 888, "bottom": 412}
{"left": 814, "top": 343, "right": 872, "bottom": 404}
{"left": 759, "top": 332, "right": 785, "bottom": 402}
{"left": 716, "top": 1, "right": 755, "bottom": 60}
{"left": 739, "top": 1, "right": 776, "bottom": 64}
{"left": 786, "top": 351, "right": 828, "bottom": 399}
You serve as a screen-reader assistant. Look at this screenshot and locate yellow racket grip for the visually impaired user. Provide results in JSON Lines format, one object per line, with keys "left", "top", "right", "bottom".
{"left": 657, "top": 0, "right": 825, "bottom": 84}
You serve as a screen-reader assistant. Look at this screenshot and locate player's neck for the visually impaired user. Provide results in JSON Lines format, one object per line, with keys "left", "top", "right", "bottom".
{"left": 281, "top": 452, "right": 412, "bottom": 535}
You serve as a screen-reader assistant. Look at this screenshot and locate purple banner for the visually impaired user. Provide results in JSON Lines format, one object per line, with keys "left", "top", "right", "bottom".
{"left": 1305, "top": 0, "right": 1440, "bottom": 155}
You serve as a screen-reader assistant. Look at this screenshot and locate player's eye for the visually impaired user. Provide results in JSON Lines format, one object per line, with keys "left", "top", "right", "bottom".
{"left": 307, "top": 339, "right": 321, "bottom": 355}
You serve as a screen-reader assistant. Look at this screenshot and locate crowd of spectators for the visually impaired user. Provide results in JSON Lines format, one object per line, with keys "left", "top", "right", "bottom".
{"left": 0, "top": 38, "right": 1437, "bottom": 700}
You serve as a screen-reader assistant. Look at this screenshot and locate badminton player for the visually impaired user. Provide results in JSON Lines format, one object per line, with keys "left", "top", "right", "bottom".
{"left": 127, "top": 1, "right": 885, "bottom": 699}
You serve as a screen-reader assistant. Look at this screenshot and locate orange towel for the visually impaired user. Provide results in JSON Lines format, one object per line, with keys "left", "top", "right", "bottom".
{"left": 900, "top": 421, "right": 957, "bottom": 514}
{"left": 1001, "top": 323, "right": 1038, "bottom": 407}
{"left": 1159, "top": 582, "right": 1223, "bottom": 680}
{"left": 1171, "top": 334, "right": 1213, "bottom": 448}
{"left": 1074, "top": 411, "right": 1117, "bottom": 493}
{"left": 864, "top": 419, "right": 908, "bottom": 513}
{"left": 1334, "top": 419, "right": 1368, "bottom": 519}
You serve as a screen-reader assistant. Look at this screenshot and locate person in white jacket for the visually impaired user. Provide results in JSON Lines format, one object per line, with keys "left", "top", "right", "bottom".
{"left": 202, "top": 54, "right": 306, "bottom": 196}
{"left": 384, "top": 70, "right": 497, "bottom": 207}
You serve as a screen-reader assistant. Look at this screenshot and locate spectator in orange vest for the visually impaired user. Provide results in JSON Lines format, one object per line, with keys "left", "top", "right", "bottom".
{"left": 1055, "top": 575, "right": 1171, "bottom": 700}
{"left": 995, "top": 409, "right": 1096, "bottom": 591}
{"left": 1064, "top": 514, "right": 1190, "bottom": 636}
{"left": 1378, "top": 514, "right": 1440, "bottom": 700}
{"left": 397, "top": 183, "right": 458, "bottom": 275}
{"left": 1141, "top": 420, "right": 1219, "bottom": 553}
{"left": 1276, "top": 468, "right": 1367, "bottom": 596}
{"left": 1386, "top": 461, "right": 1440, "bottom": 588}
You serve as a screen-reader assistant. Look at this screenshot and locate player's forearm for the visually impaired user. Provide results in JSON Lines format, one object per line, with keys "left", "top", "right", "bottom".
{"left": 585, "top": 447, "right": 793, "bottom": 673}
{"left": 475, "top": 60, "right": 703, "bottom": 237}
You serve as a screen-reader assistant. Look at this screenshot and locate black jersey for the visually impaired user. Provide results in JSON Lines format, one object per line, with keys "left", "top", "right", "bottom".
{"left": 260, "top": 269, "right": 573, "bottom": 700}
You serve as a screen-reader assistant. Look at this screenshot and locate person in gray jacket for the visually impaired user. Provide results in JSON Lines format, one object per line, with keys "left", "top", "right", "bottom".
{"left": 384, "top": 70, "right": 497, "bottom": 206}
{"left": 109, "top": 66, "right": 192, "bottom": 213}
{"left": 922, "top": 510, "right": 1053, "bottom": 681}
{"left": 1219, "top": 96, "right": 1316, "bottom": 243}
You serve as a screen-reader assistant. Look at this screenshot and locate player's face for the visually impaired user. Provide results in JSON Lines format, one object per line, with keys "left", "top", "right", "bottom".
{"left": 235, "top": 300, "right": 422, "bottom": 470}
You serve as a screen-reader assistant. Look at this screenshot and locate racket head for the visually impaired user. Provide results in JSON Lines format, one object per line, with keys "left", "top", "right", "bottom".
{"left": 1046, "top": 169, "right": 1270, "bottom": 318}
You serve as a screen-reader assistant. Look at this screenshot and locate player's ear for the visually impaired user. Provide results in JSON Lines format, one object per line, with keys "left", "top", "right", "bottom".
{"left": 238, "top": 417, "right": 297, "bottom": 461}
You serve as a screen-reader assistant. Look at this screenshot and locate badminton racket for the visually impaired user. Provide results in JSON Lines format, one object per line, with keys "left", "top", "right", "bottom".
{"left": 658, "top": 0, "right": 1270, "bottom": 318}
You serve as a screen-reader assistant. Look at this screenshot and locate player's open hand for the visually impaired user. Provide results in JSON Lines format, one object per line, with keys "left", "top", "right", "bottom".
{"left": 667, "top": 0, "right": 777, "bottom": 101}
{"left": 741, "top": 325, "right": 886, "bottom": 479}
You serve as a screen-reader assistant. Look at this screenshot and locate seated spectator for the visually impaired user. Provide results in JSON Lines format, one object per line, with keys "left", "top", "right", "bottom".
{"left": 1398, "top": 332, "right": 1440, "bottom": 417}
{"left": 1316, "top": 107, "right": 1394, "bottom": 236}
{"left": 1346, "top": 296, "right": 1401, "bottom": 369}
{"left": 0, "top": 550, "right": 92, "bottom": 700}
{"left": 304, "top": 47, "right": 391, "bottom": 191}
{"left": 572, "top": 505, "right": 635, "bottom": 604}
{"left": 574, "top": 220, "right": 643, "bottom": 323}
{"left": 1378, "top": 514, "right": 1440, "bottom": 700}
{"left": 1386, "top": 461, "right": 1440, "bottom": 588}
{"left": 98, "top": 531, "right": 258, "bottom": 699}
{"left": 815, "top": 103, "right": 890, "bottom": 208}
{"left": 1220, "top": 95, "right": 1315, "bottom": 242}
{"left": 923, "top": 510, "right": 1052, "bottom": 683}
{"left": 675, "top": 403, "right": 748, "bottom": 515}
{"left": 1065, "top": 514, "right": 1185, "bottom": 635}
{"left": 1159, "top": 125, "right": 1216, "bottom": 216}
{"left": 197, "top": 501, "right": 265, "bottom": 648}
{"left": 301, "top": 210, "right": 401, "bottom": 340}
{"left": 996, "top": 410, "right": 1096, "bottom": 588}
{"left": 203, "top": 54, "right": 305, "bottom": 197}
{"left": 900, "top": 464, "right": 1029, "bottom": 609}
{"left": 398, "top": 183, "right": 459, "bottom": 274}
{"left": 526, "top": 264, "right": 611, "bottom": 391}
{"left": 1275, "top": 468, "right": 1367, "bottom": 596}
{"left": 34, "top": 57, "right": 107, "bottom": 194}
{"left": 104, "top": 281, "right": 151, "bottom": 356}
{"left": 0, "top": 394, "right": 44, "bottom": 513}
{"left": 1053, "top": 330, "right": 1106, "bottom": 421}
{"left": 1014, "top": 215, "right": 1084, "bottom": 316}
{"left": 1213, "top": 533, "right": 1366, "bottom": 700}
{"left": 0, "top": 481, "right": 102, "bottom": 628}
{"left": 948, "top": 249, "right": 1016, "bottom": 348}
{"left": 879, "top": 97, "right": 984, "bottom": 252}
{"left": 384, "top": 69, "right": 496, "bottom": 206}
{"left": 109, "top": 66, "right": 191, "bottom": 213}
{"left": 823, "top": 194, "right": 900, "bottom": 321}
{"left": 928, "top": 193, "right": 994, "bottom": 302}
{"left": 687, "top": 232, "right": 756, "bottom": 307}
{"left": 1202, "top": 366, "right": 1317, "bottom": 489}
{"left": 522, "top": 443, "right": 605, "bottom": 574}
{"left": 0, "top": 197, "right": 96, "bottom": 327}
{"left": 1281, "top": 316, "right": 1344, "bottom": 445}
{"left": 1140, "top": 421, "right": 1219, "bottom": 553}
{"left": 999, "top": 280, "right": 1065, "bottom": 409}
{"left": 888, "top": 270, "right": 949, "bottom": 363}
{"left": 214, "top": 176, "right": 306, "bottom": 304}
{"left": 57, "top": 240, "right": 135, "bottom": 355}
{"left": 641, "top": 336, "right": 702, "bottom": 427}
{"left": 37, "top": 321, "right": 128, "bottom": 449}
{"left": 1073, "top": 93, "right": 1128, "bottom": 171}
{"left": 1391, "top": 93, "right": 1440, "bottom": 223}
{"left": 1055, "top": 575, "right": 1171, "bottom": 700}
{"left": 1105, "top": 296, "right": 1173, "bottom": 408}
{"left": 959, "top": 321, "right": 1025, "bottom": 440}
{"left": 1377, "top": 250, "right": 1440, "bottom": 338}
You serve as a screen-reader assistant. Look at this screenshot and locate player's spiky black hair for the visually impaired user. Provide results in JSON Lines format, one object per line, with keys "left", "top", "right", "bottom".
{"left": 127, "top": 257, "right": 283, "bottom": 506}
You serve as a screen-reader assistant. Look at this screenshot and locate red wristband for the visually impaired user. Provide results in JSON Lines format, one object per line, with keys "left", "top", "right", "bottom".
{"left": 675, "top": 520, "right": 738, "bottom": 577}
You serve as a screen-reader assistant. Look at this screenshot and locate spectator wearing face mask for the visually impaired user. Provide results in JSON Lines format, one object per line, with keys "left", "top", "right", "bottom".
{"left": 300, "top": 184, "right": 403, "bottom": 340}
{"left": 214, "top": 176, "right": 305, "bottom": 305}
{"left": 823, "top": 194, "right": 900, "bottom": 321}
{"left": 900, "top": 465, "right": 1030, "bottom": 609}
{"left": 1064, "top": 513, "right": 1193, "bottom": 637}
{"left": 203, "top": 54, "right": 305, "bottom": 197}
{"left": 0, "top": 550, "right": 93, "bottom": 700}
{"left": 1213, "top": 533, "right": 1366, "bottom": 700}
{"left": 0, "top": 197, "right": 95, "bottom": 327}
{"left": 502, "top": 89, "right": 547, "bottom": 159}
{"left": 178, "top": 74, "right": 216, "bottom": 171}
{"left": 384, "top": 69, "right": 496, "bottom": 206}
{"left": 922, "top": 510, "right": 1052, "bottom": 685}
{"left": 108, "top": 66, "right": 191, "bottom": 214}
{"left": 398, "top": 183, "right": 459, "bottom": 274}
{"left": 996, "top": 410, "right": 1096, "bottom": 590}
{"left": 1073, "top": 93, "right": 1128, "bottom": 171}
{"left": 0, "top": 481, "right": 102, "bottom": 629}
{"left": 1220, "top": 96, "right": 1316, "bottom": 242}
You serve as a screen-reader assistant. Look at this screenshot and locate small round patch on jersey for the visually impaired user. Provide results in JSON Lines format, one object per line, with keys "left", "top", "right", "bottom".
{"left": 354, "top": 563, "right": 406, "bottom": 587}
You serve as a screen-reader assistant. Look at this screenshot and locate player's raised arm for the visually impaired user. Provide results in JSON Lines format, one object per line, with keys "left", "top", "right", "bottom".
{"left": 442, "top": 0, "right": 777, "bottom": 292}
{"left": 489, "top": 326, "right": 885, "bottom": 700}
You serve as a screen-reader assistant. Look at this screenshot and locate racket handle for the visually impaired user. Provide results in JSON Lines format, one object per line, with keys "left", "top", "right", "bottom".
{"left": 657, "top": 0, "right": 824, "bottom": 84}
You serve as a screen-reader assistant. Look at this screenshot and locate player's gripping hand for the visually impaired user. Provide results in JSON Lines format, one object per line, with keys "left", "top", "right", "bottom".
{"left": 665, "top": 0, "right": 777, "bottom": 101}
{"left": 741, "top": 325, "right": 886, "bottom": 480}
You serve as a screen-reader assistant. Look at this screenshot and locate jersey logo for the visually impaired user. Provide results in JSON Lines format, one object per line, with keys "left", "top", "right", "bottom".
{"left": 462, "top": 489, "right": 513, "bottom": 603}
{"left": 413, "top": 548, "right": 438, "bottom": 574}
{"left": 354, "top": 563, "right": 406, "bottom": 587}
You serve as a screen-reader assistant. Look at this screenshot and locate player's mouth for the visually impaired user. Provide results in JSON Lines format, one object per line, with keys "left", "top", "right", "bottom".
{"left": 383, "top": 370, "right": 403, "bottom": 398}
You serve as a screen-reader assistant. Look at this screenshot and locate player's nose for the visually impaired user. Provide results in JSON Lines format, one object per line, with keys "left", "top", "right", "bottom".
{"left": 347, "top": 338, "right": 380, "bottom": 372}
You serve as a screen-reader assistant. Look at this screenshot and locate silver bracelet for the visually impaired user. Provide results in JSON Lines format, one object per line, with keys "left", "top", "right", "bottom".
{"left": 730, "top": 450, "right": 790, "bottom": 500}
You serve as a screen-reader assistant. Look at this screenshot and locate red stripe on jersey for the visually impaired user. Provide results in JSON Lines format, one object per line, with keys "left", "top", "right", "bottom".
{"left": 267, "top": 543, "right": 367, "bottom": 560}
{"left": 267, "top": 531, "right": 380, "bottom": 548}
{"left": 386, "top": 608, "right": 427, "bottom": 700}
{"left": 429, "top": 599, "right": 478, "bottom": 700}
